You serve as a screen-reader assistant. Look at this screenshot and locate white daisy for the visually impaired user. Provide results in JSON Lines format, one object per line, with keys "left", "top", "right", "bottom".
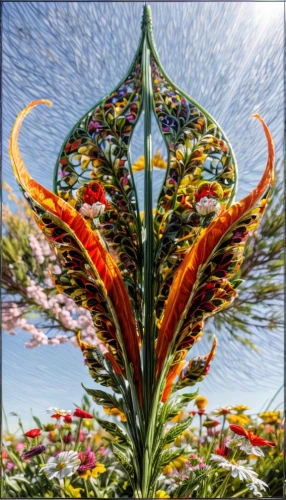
{"left": 195, "top": 197, "right": 220, "bottom": 216}
{"left": 41, "top": 451, "right": 80, "bottom": 480}
{"left": 247, "top": 477, "right": 268, "bottom": 497}
{"left": 238, "top": 440, "right": 265, "bottom": 457}
{"left": 210, "top": 454, "right": 258, "bottom": 481}
{"left": 46, "top": 407, "right": 71, "bottom": 416}
{"left": 79, "top": 202, "right": 105, "bottom": 219}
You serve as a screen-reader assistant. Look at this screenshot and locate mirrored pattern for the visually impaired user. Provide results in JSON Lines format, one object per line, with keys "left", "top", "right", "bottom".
{"left": 2, "top": 1, "right": 283, "bottom": 434}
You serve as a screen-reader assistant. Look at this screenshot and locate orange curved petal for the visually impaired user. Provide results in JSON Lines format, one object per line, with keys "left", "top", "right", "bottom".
{"left": 156, "top": 115, "right": 274, "bottom": 375}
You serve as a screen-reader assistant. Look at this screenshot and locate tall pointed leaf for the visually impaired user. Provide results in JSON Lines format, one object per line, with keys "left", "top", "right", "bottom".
{"left": 156, "top": 115, "right": 274, "bottom": 380}
{"left": 10, "top": 100, "right": 142, "bottom": 402}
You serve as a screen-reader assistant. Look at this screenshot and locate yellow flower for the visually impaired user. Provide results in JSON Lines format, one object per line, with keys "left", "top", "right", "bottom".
{"left": 163, "top": 455, "right": 188, "bottom": 474}
{"left": 258, "top": 411, "right": 281, "bottom": 424}
{"left": 132, "top": 155, "right": 145, "bottom": 172}
{"left": 65, "top": 485, "right": 83, "bottom": 498}
{"left": 103, "top": 406, "right": 127, "bottom": 422}
{"left": 123, "top": 481, "right": 128, "bottom": 490}
{"left": 92, "top": 463, "right": 106, "bottom": 478}
{"left": 82, "top": 419, "right": 94, "bottom": 431}
{"left": 79, "top": 464, "right": 106, "bottom": 480}
{"left": 195, "top": 395, "right": 208, "bottom": 410}
{"left": 174, "top": 434, "right": 183, "bottom": 447}
{"left": 152, "top": 150, "right": 167, "bottom": 169}
{"left": 227, "top": 414, "right": 250, "bottom": 426}
{"left": 156, "top": 490, "right": 170, "bottom": 498}
{"left": 232, "top": 405, "right": 250, "bottom": 414}
{"left": 171, "top": 410, "right": 187, "bottom": 423}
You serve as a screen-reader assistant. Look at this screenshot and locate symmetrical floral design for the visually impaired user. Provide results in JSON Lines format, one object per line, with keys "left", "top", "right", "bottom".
{"left": 9, "top": 5, "right": 275, "bottom": 498}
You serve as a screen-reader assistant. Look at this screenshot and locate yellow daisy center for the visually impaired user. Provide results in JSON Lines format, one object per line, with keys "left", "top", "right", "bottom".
{"left": 56, "top": 461, "right": 67, "bottom": 471}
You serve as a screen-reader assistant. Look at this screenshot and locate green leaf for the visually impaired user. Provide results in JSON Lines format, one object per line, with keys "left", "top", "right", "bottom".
{"left": 82, "top": 386, "right": 124, "bottom": 412}
{"left": 162, "top": 390, "right": 198, "bottom": 422}
{"left": 158, "top": 448, "right": 186, "bottom": 468}
{"left": 161, "top": 416, "right": 193, "bottom": 446}
{"left": 112, "top": 442, "right": 135, "bottom": 482}
{"left": 95, "top": 416, "right": 131, "bottom": 447}
{"left": 32, "top": 415, "right": 42, "bottom": 429}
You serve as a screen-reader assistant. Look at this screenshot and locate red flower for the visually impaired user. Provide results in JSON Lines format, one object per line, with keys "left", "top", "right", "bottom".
{"left": 64, "top": 414, "right": 72, "bottom": 424}
{"left": 229, "top": 425, "right": 276, "bottom": 447}
{"left": 195, "top": 186, "right": 217, "bottom": 202}
{"left": 78, "top": 447, "right": 96, "bottom": 472}
{"left": 51, "top": 413, "right": 62, "bottom": 419}
{"left": 73, "top": 408, "right": 93, "bottom": 419}
{"left": 83, "top": 181, "right": 108, "bottom": 206}
{"left": 215, "top": 439, "right": 231, "bottom": 458}
{"left": 25, "top": 428, "right": 41, "bottom": 438}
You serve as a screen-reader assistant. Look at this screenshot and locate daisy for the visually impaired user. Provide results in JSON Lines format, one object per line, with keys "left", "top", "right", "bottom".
{"left": 247, "top": 477, "right": 268, "bottom": 497}
{"left": 210, "top": 454, "right": 258, "bottom": 481}
{"left": 46, "top": 407, "right": 72, "bottom": 417}
{"left": 40, "top": 451, "right": 80, "bottom": 480}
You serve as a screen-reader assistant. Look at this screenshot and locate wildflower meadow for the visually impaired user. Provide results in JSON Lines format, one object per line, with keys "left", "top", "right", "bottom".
{"left": 2, "top": 3, "right": 284, "bottom": 499}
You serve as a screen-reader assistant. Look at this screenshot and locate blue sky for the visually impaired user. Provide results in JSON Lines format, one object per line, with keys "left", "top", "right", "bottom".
{"left": 2, "top": 2, "right": 284, "bottom": 432}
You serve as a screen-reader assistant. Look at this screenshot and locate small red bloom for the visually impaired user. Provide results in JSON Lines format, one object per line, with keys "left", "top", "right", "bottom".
{"left": 51, "top": 413, "right": 62, "bottom": 419}
{"left": 73, "top": 408, "right": 93, "bottom": 419}
{"left": 64, "top": 414, "right": 72, "bottom": 424}
{"left": 195, "top": 186, "right": 217, "bottom": 202}
{"left": 229, "top": 425, "right": 276, "bottom": 447}
{"left": 25, "top": 428, "right": 41, "bottom": 438}
{"left": 215, "top": 441, "right": 231, "bottom": 458}
{"left": 83, "top": 181, "right": 108, "bottom": 206}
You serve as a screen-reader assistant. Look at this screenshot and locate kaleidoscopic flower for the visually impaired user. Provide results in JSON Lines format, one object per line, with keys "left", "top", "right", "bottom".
{"left": 40, "top": 450, "right": 80, "bottom": 479}
{"left": 194, "top": 395, "right": 208, "bottom": 410}
{"left": 73, "top": 408, "right": 93, "bottom": 419}
{"left": 195, "top": 196, "right": 220, "bottom": 216}
{"left": 155, "top": 490, "right": 170, "bottom": 498}
{"left": 25, "top": 428, "right": 41, "bottom": 438}
{"left": 22, "top": 445, "right": 46, "bottom": 460}
{"left": 78, "top": 447, "right": 96, "bottom": 472}
{"left": 210, "top": 454, "right": 258, "bottom": 481}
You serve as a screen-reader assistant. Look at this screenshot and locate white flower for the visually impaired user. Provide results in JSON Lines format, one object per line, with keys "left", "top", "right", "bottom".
{"left": 247, "top": 477, "right": 268, "bottom": 497}
{"left": 40, "top": 451, "right": 80, "bottom": 480}
{"left": 46, "top": 407, "right": 72, "bottom": 416}
{"left": 210, "top": 454, "right": 258, "bottom": 481}
{"left": 79, "top": 202, "right": 105, "bottom": 219}
{"left": 195, "top": 196, "right": 220, "bottom": 216}
{"left": 238, "top": 440, "right": 265, "bottom": 457}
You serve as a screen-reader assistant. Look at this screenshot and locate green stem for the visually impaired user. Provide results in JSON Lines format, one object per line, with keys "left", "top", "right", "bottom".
{"left": 219, "top": 415, "right": 226, "bottom": 446}
{"left": 142, "top": 22, "right": 155, "bottom": 423}
{"left": 75, "top": 418, "right": 83, "bottom": 450}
